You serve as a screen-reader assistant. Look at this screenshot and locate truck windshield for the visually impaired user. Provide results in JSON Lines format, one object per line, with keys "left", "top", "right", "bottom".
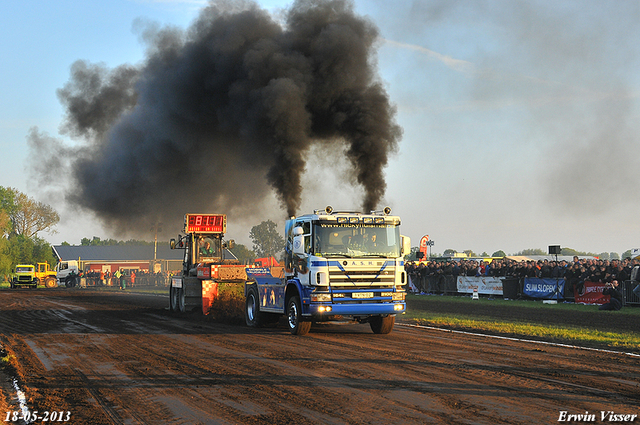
{"left": 16, "top": 267, "right": 33, "bottom": 273}
{"left": 313, "top": 223, "right": 400, "bottom": 258}
{"left": 196, "top": 235, "right": 223, "bottom": 263}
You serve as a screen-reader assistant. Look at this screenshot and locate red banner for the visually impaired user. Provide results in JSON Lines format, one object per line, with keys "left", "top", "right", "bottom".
{"left": 574, "top": 281, "right": 609, "bottom": 305}
{"left": 419, "top": 235, "right": 429, "bottom": 259}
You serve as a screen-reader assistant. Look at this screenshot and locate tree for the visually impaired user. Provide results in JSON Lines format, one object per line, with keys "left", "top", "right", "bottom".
{"left": 79, "top": 237, "right": 152, "bottom": 246}
{"left": 561, "top": 247, "right": 580, "bottom": 256}
{"left": 230, "top": 243, "right": 256, "bottom": 264}
{"left": 1, "top": 235, "right": 56, "bottom": 277}
{"left": 492, "top": 250, "right": 506, "bottom": 258}
{"left": 403, "top": 246, "right": 420, "bottom": 262}
{"left": 0, "top": 187, "right": 59, "bottom": 238}
{"left": 0, "top": 187, "right": 17, "bottom": 238}
{"left": 0, "top": 187, "right": 59, "bottom": 279}
{"left": 443, "top": 249, "right": 457, "bottom": 256}
{"left": 249, "top": 220, "right": 285, "bottom": 258}
{"left": 514, "top": 248, "right": 546, "bottom": 256}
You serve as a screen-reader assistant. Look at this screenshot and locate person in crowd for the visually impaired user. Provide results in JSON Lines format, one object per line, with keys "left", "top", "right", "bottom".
{"left": 599, "top": 280, "right": 622, "bottom": 311}
{"left": 539, "top": 259, "right": 552, "bottom": 278}
{"left": 564, "top": 263, "right": 581, "bottom": 293}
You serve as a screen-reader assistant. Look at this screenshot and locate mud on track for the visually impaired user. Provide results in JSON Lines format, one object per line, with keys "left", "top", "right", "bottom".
{"left": 0, "top": 288, "right": 637, "bottom": 424}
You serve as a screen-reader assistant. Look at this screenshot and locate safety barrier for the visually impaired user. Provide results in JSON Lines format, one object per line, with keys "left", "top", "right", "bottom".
{"left": 622, "top": 280, "right": 640, "bottom": 306}
{"left": 408, "top": 274, "right": 640, "bottom": 306}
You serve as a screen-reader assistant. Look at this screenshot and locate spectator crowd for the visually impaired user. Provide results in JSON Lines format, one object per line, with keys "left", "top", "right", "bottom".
{"left": 405, "top": 256, "right": 640, "bottom": 294}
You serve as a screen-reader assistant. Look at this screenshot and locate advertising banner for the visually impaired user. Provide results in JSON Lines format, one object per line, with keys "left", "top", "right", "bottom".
{"left": 574, "top": 281, "right": 608, "bottom": 305}
{"left": 523, "top": 278, "right": 565, "bottom": 300}
{"left": 456, "top": 276, "right": 503, "bottom": 295}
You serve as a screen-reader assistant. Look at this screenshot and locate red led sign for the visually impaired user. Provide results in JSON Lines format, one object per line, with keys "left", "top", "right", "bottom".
{"left": 185, "top": 214, "right": 226, "bottom": 234}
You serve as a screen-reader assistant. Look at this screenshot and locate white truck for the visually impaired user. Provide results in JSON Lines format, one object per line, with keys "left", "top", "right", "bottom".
{"left": 245, "top": 206, "right": 410, "bottom": 335}
{"left": 55, "top": 260, "right": 81, "bottom": 287}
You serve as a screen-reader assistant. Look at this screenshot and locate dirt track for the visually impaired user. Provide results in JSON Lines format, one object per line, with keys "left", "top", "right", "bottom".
{"left": 0, "top": 288, "right": 637, "bottom": 424}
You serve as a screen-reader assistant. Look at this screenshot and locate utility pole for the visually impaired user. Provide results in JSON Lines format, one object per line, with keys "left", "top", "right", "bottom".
{"left": 150, "top": 223, "right": 163, "bottom": 266}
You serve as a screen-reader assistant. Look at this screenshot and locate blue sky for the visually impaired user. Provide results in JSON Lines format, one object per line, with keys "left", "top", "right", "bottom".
{"left": 2, "top": 0, "right": 640, "bottom": 256}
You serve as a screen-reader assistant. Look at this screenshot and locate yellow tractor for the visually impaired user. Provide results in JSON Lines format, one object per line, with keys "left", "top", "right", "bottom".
{"left": 12, "top": 263, "right": 58, "bottom": 289}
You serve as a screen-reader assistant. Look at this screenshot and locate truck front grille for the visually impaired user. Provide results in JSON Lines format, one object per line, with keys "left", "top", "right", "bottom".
{"left": 328, "top": 269, "right": 395, "bottom": 287}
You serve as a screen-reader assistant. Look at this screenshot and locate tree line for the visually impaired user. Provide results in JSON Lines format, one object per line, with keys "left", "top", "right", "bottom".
{"left": 407, "top": 246, "right": 632, "bottom": 262}
{"left": 0, "top": 187, "right": 59, "bottom": 278}
{"left": 59, "top": 220, "right": 287, "bottom": 266}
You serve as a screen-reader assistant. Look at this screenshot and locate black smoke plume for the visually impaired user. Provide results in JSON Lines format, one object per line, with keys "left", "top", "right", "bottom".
{"left": 45, "top": 0, "right": 401, "bottom": 235}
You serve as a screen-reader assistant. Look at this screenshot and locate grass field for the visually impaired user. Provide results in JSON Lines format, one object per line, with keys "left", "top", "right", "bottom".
{"left": 403, "top": 294, "right": 640, "bottom": 353}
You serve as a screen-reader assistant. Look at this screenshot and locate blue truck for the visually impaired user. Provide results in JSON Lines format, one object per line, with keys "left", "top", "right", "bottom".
{"left": 245, "top": 206, "right": 410, "bottom": 335}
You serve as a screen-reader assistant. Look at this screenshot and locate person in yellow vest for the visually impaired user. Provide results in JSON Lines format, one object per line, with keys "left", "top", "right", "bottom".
{"left": 115, "top": 269, "right": 125, "bottom": 290}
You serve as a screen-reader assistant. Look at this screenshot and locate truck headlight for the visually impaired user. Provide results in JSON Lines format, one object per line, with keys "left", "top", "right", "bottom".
{"left": 311, "top": 293, "right": 331, "bottom": 302}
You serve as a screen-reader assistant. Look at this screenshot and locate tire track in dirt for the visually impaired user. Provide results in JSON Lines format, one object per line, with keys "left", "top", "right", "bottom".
{"left": 0, "top": 289, "right": 638, "bottom": 424}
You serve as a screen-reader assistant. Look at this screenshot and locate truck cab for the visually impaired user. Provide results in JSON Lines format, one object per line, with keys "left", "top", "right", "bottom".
{"left": 12, "top": 265, "right": 37, "bottom": 288}
{"left": 56, "top": 260, "right": 80, "bottom": 287}
{"left": 245, "top": 206, "right": 410, "bottom": 335}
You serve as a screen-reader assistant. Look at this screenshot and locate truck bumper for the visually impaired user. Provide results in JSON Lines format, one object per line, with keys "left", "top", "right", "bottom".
{"left": 308, "top": 302, "right": 405, "bottom": 316}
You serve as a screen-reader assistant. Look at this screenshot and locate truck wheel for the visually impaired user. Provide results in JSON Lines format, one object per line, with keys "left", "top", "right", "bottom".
{"left": 177, "top": 288, "right": 186, "bottom": 313}
{"left": 170, "top": 285, "right": 184, "bottom": 312}
{"left": 169, "top": 284, "right": 177, "bottom": 312}
{"left": 369, "top": 315, "right": 395, "bottom": 334}
{"left": 45, "top": 277, "right": 57, "bottom": 288}
{"left": 245, "top": 288, "right": 263, "bottom": 327}
{"left": 287, "top": 295, "right": 311, "bottom": 335}
{"left": 33, "top": 278, "right": 40, "bottom": 288}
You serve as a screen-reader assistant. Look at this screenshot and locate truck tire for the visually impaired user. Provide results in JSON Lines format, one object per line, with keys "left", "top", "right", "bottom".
{"left": 287, "top": 295, "right": 311, "bottom": 335}
{"left": 369, "top": 315, "right": 395, "bottom": 334}
{"left": 45, "top": 277, "right": 57, "bottom": 288}
{"left": 245, "top": 288, "right": 263, "bottom": 327}
{"left": 170, "top": 284, "right": 179, "bottom": 312}
{"left": 177, "top": 288, "right": 186, "bottom": 313}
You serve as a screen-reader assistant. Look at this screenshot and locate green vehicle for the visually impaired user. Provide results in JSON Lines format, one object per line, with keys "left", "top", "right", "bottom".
{"left": 11, "top": 263, "right": 57, "bottom": 289}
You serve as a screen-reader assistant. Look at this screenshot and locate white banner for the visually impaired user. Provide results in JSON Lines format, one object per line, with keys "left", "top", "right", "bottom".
{"left": 457, "top": 276, "right": 503, "bottom": 295}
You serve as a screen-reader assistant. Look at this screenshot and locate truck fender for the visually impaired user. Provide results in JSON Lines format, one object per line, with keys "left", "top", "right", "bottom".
{"left": 285, "top": 279, "right": 311, "bottom": 316}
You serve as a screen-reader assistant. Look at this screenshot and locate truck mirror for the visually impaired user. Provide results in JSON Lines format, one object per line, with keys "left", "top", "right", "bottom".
{"left": 401, "top": 235, "right": 411, "bottom": 256}
{"left": 226, "top": 239, "right": 236, "bottom": 250}
{"left": 170, "top": 239, "right": 176, "bottom": 249}
{"left": 293, "top": 234, "right": 305, "bottom": 255}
